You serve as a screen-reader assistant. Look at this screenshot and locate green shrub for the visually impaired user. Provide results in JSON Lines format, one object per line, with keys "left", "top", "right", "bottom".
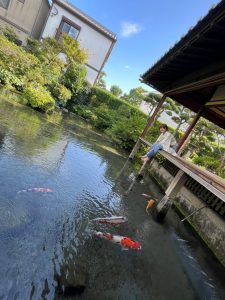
{"left": 62, "top": 63, "right": 86, "bottom": 95}
{"left": 91, "top": 104, "right": 115, "bottom": 130}
{"left": 192, "top": 156, "right": 220, "bottom": 171}
{"left": 0, "top": 25, "right": 19, "bottom": 44}
{"left": 106, "top": 113, "right": 146, "bottom": 150}
{"left": 0, "top": 35, "right": 38, "bottom": 77}
{"left": 49, "top": 82, "right": 72, "bottom": 106}
{"left": 0, "top": 68, "right": 24, "bottom": 91}
{"left": 70, "top": 104, "right": 96, "bottom": 121}
{"left": 91, "top": 86, "right": 147, "bottom": 119}
{"left": 69, "top": 81, "right": 92, "bottom": 106}
{"left": 23, "top": 84, "right": 55, "bottom": 112}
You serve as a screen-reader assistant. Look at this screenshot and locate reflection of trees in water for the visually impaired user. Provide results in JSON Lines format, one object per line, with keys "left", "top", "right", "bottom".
{"left": 0, "top": 100, "right": 63, "bottom": 157}
{"left": 62, "top": 113, "right": 127, "bottom": 182}
{"left": 0, "top": 130, "right": 5, "bottom": 149}
{"left": 0, "top": 98, "right": 126, "bottom": 181}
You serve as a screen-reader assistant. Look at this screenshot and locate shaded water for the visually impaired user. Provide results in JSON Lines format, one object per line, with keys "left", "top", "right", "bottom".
{"left": 0, "top": 97, "right": 225, "bottom": 300}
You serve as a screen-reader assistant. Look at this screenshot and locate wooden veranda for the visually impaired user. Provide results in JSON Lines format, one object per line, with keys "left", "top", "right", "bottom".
{"left": 129, "top": 0, "right": 225, "bottom": 220}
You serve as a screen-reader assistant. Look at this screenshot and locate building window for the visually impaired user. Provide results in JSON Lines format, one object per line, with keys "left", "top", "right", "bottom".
{"left": 0, "top": 0, "right": 10, "bottom": 9}
{"left": 56, "top": 17, "right": 80, "bottom": 41}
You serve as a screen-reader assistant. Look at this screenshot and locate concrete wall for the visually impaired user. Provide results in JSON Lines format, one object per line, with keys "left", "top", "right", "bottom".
{"left": 42, "top": 3, "right": 114, "bottom": 84}
{"left": 149, "top": 159, "right": 225, "bottom": 266}
{"left": 0, "top": 0, "right": 50, "bottom": 43}
{"left": 31, "top": 0, "right": 50, "bottom": 39}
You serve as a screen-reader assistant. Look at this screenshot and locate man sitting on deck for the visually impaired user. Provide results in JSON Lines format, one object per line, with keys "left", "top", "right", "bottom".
{"left": 141, "top": 124, "right": 177, "bottom": 162}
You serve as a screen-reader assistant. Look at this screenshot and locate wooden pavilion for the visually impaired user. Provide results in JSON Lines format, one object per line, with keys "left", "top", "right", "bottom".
{"left": 129, "top": 0, "right": 225, "bottom": 220}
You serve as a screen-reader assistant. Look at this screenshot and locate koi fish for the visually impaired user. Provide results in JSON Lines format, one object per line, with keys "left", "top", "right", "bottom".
{"left": 146, "top": 199, "right": 155, "bottom": 213}
{"left": 17, "top": 188, "right": 53, "bottom": 194}
{"left": 91, "top": 216, "right": 127, "bottom": 225}
{"left": 141, "top": 194, "right": 156, "bottom": 213}
{"left": 94, "top": 231, "right": 141, "bottom": 250}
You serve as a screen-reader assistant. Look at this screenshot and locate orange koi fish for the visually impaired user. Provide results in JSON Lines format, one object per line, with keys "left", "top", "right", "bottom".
{"left": 17, "top": 188, "right": 53, "bottom": 194}
{"left": 91, "top": 216, "right": 127, "bottom": 225}
{"left": 95, "top": 231, "right": 141, "bottom": 250}
{"left": 141, "top": 193, "right": 156, "bottom": 213}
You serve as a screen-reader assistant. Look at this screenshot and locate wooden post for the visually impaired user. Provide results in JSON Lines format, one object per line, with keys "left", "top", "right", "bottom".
{"left": 140, "top": 94, "right": 166, "bottom": 138}
{"left": 129, "top": 139, "right": 141, "bottom": 159}
{"left": 177, "top": 108, "right": 203, "bottom": 155}
{"left": 155, "top": 170, "right": 188, "bottom": 220}
{"left": 129, "top": 94, "right": 166, "bottom": 159}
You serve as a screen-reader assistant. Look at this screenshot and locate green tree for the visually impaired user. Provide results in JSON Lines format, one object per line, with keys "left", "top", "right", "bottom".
{"left": 190, "top": 119, "right": 216, "bottom": 156}
{"left": 96, "top": 71, "right": 107, "bottom": 89}
{"left": 171, "top": 106, "right": 194, "bottom": 138}
{"left": 110, "top": 85, "right": 123, "bottom": 97}
{"left": 123, "top": 87, "right": 146, "bottom": 105}
{"left": 27, "top": 34, "right": 87, "bottom": 67}
{"left": 209, "top": 123, "right": 225, "bottom": 175}
{"left": 62, "top": 33, "right": 88, "bottom": 65}
{"left": 144, "top": 92, "right": 162, "bottom": 116}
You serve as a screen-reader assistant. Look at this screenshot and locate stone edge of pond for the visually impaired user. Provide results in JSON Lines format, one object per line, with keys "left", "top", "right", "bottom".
{"left": 146, "top": 165, "right": 225, "bottom": 268}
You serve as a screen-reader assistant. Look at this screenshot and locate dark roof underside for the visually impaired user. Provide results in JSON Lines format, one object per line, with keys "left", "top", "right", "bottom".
{"left": 141, "top": 0, "right": 225, "bottom": 129}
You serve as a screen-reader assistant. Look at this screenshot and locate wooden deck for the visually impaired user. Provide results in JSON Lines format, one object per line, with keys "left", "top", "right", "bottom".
{"left": 139, "top": 137, "right": 225, "bottom": 202}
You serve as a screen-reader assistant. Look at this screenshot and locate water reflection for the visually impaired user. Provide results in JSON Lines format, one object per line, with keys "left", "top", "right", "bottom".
{"left": 0, "top": 97, "right": 224, "bottom": 299}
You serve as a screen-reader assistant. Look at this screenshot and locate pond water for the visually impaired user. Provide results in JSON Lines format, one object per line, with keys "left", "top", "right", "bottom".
{"left": 0, "top": 97, "right": 225, "bottom": 300}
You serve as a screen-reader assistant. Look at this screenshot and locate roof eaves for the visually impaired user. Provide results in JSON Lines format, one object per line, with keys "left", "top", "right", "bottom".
{"left": 141, "top": 0, "right": 224, "bottom": 80}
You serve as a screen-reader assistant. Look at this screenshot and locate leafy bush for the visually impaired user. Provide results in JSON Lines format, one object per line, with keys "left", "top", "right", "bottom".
{"left": 0, "top": 25, "right": 20, "bottom": 44}
{"left": 48, "top": 82, "right": 72, "bottom": 106}
{"left": 0, "top": 68, "right": 24, "bottom": 91}
{"left": 0, "top": 35, "right": 38, "bottom": 77}
{"left": 23, "top": 84, "right": 55, "bottom": 112}
{"left": 192, "top": 156, "right": 220, "bottom": 171}
{"left": 69, "top": 81, "right": 92, "bottom": 106}
{"left": 91, "top": 104, "right": 115, "bottom": 130}
{"left": 62, "top": 63, "right": 86, "bottom": 95}
{"left": 106, "top": 113, "right": 146, "bottom": 150}
{"left": 91, "top": 86, "right": 147, "bottom": 118}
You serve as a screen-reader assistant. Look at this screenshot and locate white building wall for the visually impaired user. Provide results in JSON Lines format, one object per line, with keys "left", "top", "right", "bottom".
{"left": 42, "top": 4, "right": 113, "bottom": 84}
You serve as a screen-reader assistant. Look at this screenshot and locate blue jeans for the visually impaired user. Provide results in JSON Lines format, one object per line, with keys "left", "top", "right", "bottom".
{"left": 147, "top": 143, "right": 163, "bottom": 159}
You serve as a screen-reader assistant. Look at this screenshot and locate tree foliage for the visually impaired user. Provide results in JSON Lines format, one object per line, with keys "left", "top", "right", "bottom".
{"left": 0, "top": 26, "right": 89, "bottom": 110}
{"left": 62, "top": 63, "right": 87, "bottom": 95}
{"left": 96, "top": 71, "right": 107, "bottom": 89}
{"left": 123, "top": 87, "right": 147, "bottom": 105}
{"left": 110, "top": 85, "right": 123, "bottom": 97}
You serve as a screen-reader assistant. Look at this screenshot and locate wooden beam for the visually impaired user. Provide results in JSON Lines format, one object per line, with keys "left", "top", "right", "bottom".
{"left": 205, "top": 100, "right": 225, "bottom": 106}
{"left": 141, "top": 94, "right": 166, "bottom": 138}
{"left": 165, "top": 71, "right": 225, "bottom": 95}
{"left": 128, "top": 95, "right": 166, "bottom": 159}
{"left": 139, "top": 137, "right": 225, "bottom": 199}
{"left": 177, "top": 108, "right": 203, "bottom": 154}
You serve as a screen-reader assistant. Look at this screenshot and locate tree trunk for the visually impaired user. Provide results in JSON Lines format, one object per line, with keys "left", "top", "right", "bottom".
{"left": 218, "top": 148, "right": 225, "bottom": 175}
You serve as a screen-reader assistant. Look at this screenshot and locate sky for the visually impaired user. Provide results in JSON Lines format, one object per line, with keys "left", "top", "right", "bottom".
{"left": 70, "top": 0, "right": 221, "bottom": 94}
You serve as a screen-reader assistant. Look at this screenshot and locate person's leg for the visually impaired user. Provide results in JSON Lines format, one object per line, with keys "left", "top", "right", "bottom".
{"left": 140, "top": 143, "right": 156, "bottom": 160}
{"left": 146, "top": 143, "right": 163, "bottom": 159}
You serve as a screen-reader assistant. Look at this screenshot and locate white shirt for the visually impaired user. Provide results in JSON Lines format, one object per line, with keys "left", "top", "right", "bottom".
{"left": 156, "top": 131, "right": 177, "bottom": 153}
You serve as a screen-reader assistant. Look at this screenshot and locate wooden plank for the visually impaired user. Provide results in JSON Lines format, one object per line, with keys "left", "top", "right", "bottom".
{"left": 139, "top": 137, "right": 225, "bottom": 202}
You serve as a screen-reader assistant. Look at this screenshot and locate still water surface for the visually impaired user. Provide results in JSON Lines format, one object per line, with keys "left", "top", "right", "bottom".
{"left": 0, "top": 98, "right": 225, "bottom": 300}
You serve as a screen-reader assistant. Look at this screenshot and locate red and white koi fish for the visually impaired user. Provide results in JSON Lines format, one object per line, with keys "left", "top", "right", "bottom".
{"left": 17, "top": 188, "right": 53, "bottom": 194}
{"left": 94, "top": 231, "right": 141, "bottom": 250}
{"left": 91, "top": 216, "right": 127, "bottom": 225}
